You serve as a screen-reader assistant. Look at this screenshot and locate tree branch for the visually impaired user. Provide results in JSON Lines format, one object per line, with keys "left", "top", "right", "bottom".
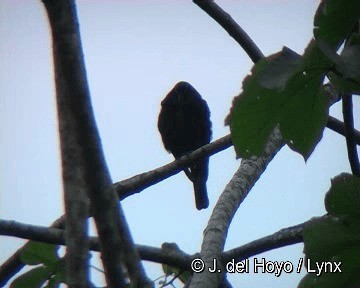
{"left": 327, "top": 115, "right": 360, "bottom": 145}
{"left": 42, "top": 0, "right": 150, "bottom": 287}
{"left": 42, "top": 1, "right": 90, "bottom": 286}
{"left": 115, "top": 114, "right": 359, "bottom": 200}
{"left": 191, "top": 128, "right": 284, "bottom": 287}
{"left": 342, "top": 94, "right": 360, "bottom": 176}
{"left": 0, "top": 219, "right": 305, "bottom": 276}
{"left": 223, "top": 222, "right": 304, "bottom": 262}
{"left": 0, "top": 220, "right": 191, "bottom": 271}
{"left": 193, "top": 0, "right": 264, "bottom": 63}
{"left": 116, "top": 135, "right": 232, "bottom": 199}
{"left": 188, "top": 1, "right": 284, "bottom": 287}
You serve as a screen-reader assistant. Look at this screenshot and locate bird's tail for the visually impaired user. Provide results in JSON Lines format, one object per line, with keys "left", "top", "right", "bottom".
{"left": 193, "top": 179, "right": 209, "bottom": 210}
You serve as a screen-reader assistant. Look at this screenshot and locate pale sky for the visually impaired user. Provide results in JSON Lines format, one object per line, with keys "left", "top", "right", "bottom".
{"left": 1, "top": 1, "right": 359, "bottom": 287}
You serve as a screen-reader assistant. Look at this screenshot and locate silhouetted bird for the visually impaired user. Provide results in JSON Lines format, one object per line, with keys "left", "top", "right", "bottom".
{"left": 158, "top": 81, "right": 212, "bottom": 210}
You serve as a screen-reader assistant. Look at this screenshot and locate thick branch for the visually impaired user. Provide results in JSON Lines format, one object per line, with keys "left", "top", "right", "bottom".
{"left": 342, "top": 94, "right": 360, "bottom": 176}
{"left": 42, "top": 1, "right": 90, "bottom": 287}
{"left": 42, "top": 0, "right": 150, "bottom": 287}
{"left": 189, "top": 1, "right": 277, "bottom": 287}
{"left": 191, "top": 128, "right": 284, "bottom": 288}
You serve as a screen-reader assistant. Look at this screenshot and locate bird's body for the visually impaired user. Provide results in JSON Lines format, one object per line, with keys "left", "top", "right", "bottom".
{"left": 158, "top": 81, "right": 212, "bottom": 210}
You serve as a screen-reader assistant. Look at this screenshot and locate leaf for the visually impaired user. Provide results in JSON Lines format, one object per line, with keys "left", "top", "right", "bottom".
{"left": 279, "top": 72, "right": 329, "bottom": 160}
{"left": 10, "top": 266, "right": 51, "bottom": 288}
{"left": 226, "top": 59, "right": 281, "bottom": 158}
{"left": 303, "top": 216, "right": 360, "bottom": 264}
{"left": 332, "top": 36, "right": 360, "bottom": 95}
{"left": 278, "top": 42, "right": 330, "bottom": 160}
{"left": 44, "top": 276, "right": 58, "bottom": 288}
{"left": 319, "top": 34, "right": 360, "bottom": 95}
{"left": 339, "top": 43, "right": 360, "bottom": 79}
{"left": 313, "top": 0, "right": 360, "bottom": 49}
{"left": 20, "top": 242, "right": 58, "bottom": 266}
{"left": 227, "top": 41, "right": 331, "bottom": 160}
{"left": 298, "top": 246, "right": 360, "bottom": 288}
{"left": 162, "top": 264, "right": 191, "bottom": 284}
{"left": 299, "top": 173, "right": 360, "bottom": 288}
{"left": 258, "top": 46, "right": 302, "bottom": 90}
{"left": 325, "top": 173, "right": 360, "bottom": 216}
{"left": 161, "top": 243, "right": 191, "bottom": 284}
{"left": 52, "top": 258, "right": 67, "bottom": 284}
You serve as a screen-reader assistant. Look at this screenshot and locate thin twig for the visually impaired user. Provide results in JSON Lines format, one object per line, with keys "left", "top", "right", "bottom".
{"left": 116, "top": 135, "right": 232, "bottom": 199}
{"left": 223, "top": 223, "right": 304, "bottom": 262}
{"left": 342, "top": 94, "right": 360, "bottom": 176}
{"left": 328, "top": 115, "right": 360, "bottom": 145}
{"left": 115, "top": 115, "right": 360, "bottom": 200}
{"left": 193, "top": 0, "right": 264, "bottom": 63}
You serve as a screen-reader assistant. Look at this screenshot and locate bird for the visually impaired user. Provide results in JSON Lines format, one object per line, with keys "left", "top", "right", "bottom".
{"left": 158, "top": 81, "right": 212, "bottom": 210}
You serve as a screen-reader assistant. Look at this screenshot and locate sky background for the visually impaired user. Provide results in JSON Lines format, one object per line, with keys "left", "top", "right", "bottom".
{"left": 1, "top": 0, "right": 359, "bottom": 287}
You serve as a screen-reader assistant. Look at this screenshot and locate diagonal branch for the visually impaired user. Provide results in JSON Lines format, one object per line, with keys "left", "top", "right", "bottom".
{"left": 327, "top": 115, "right": 360, "bottom": 145}
{"left": 189, "top": 1, "right": 282, "bottom": 287}
{"left": 115, "top": 115, "right": 360, "bottom": 200}
{"left": 342, "top": 94, "right": 360, "bottom": 176}
{"left": 193, "top": 0, "right": 264, "bottom": 63}
{"left": 191, "top": 128, "right": 284, "bottom": 288}
{"left": 116, "top": 135, "right": 232, "bottom": 199}
{"left": 223, "top": 222, "right": 304, "bottom": 262}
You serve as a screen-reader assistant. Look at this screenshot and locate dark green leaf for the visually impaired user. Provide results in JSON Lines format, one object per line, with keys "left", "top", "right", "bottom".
{"left": 44, "top": 276, "right": 58, "bottom": 288}
{"left": 10, "top": 266, "right": 51, "bottom": 288}
{"left": 319, "top": 33, "right": 360, "bottom": 94}
{"left": 226, "top": 59, "right": 281, "bottom": 158}
{"left": 328, "top": 71, "right": 360, "bottom": 95}
{"left": 313, "top": 0, "right": 360, "bottom": 49}
{"left": 303, "top": 216, "right": 360, "bottom": 264}
{"left": 258, "top": 46, "right": 302, "bottom": 90}
{"left": 20, "top": 242, "right": 58, "bottom": 266}
{"left": 227, "top": 41, "right": 331, "bottom": 160}
{"left": 325, "top": 173, "right": 360, "bottom": 216}
{"left": 298, "top": 246, "right": 360, "bottom": 288}
{"left": 161, "top": 243, "right": 191, "bottom": 284}
{"left": 278, "top": 42, "right": 330, "bottom": 160}
{"left": 162, "top": 264, "right": 191, "bottom": 284}
{"left": 279, "top": 72, "right": 328, "bottom": 160}
{"left": 53, "top": 258, "right": 67, "bottom": 284}
{"left": 340, "top": 44, "right": 360, "bottom": 79}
